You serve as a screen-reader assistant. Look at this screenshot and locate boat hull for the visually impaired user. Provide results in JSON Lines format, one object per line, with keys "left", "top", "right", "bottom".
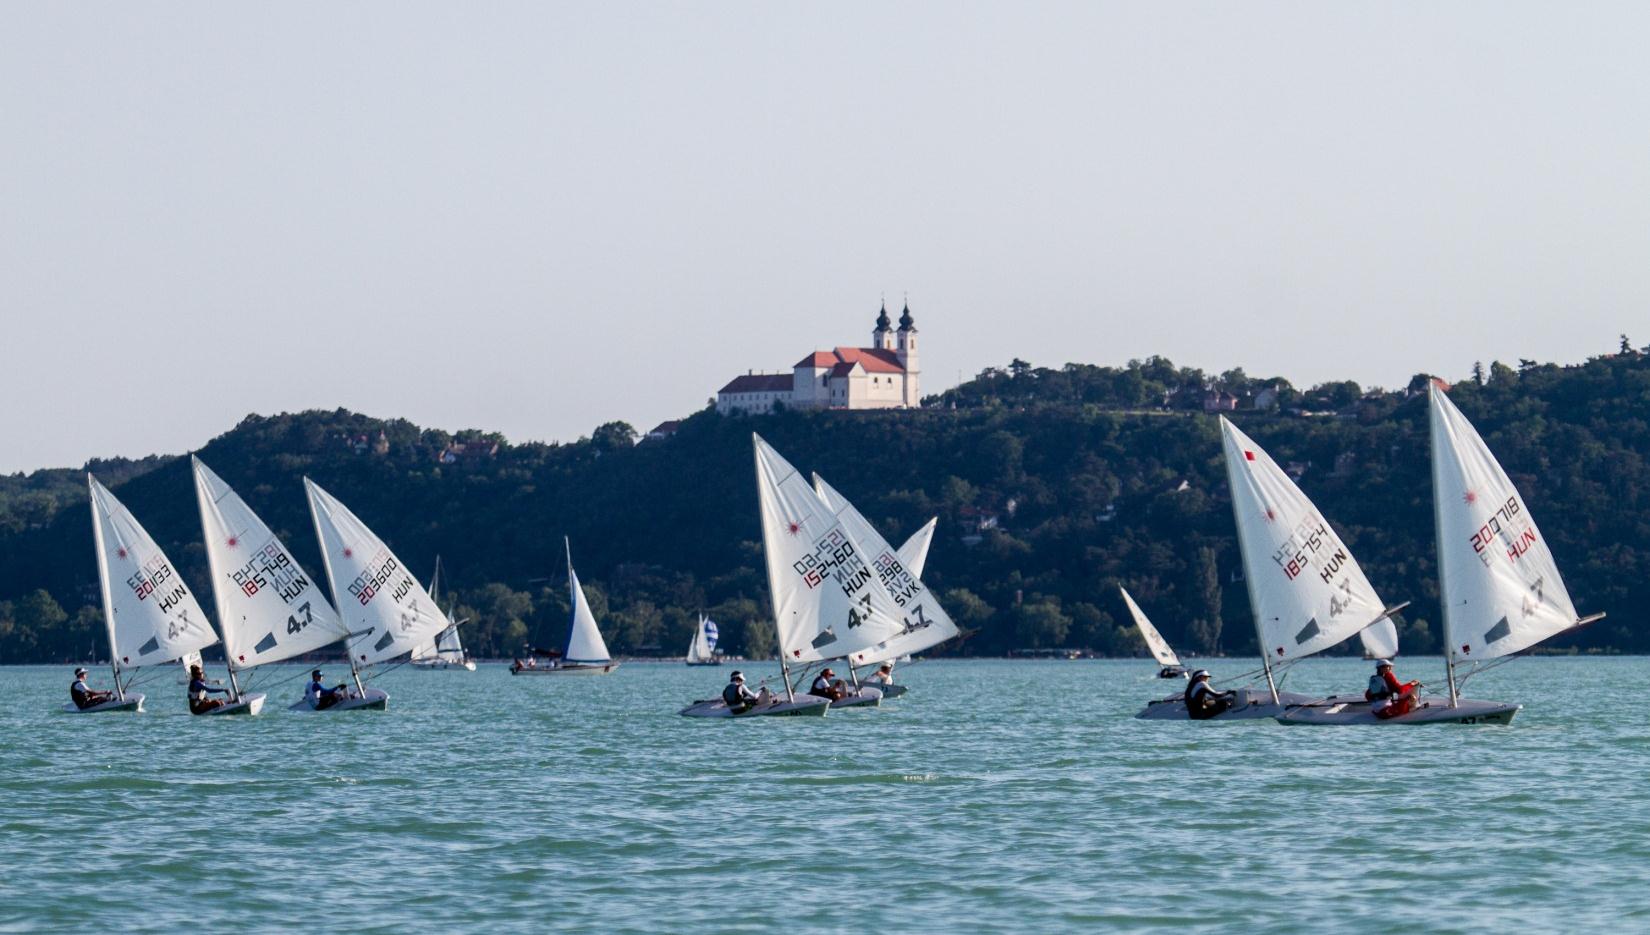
{"left": 198, "top": 693, "right": 267, "bottom": 716}
{"left": 684, "top": 660, "right": 723, "bottom": 667}
{"left": 827, "top": 686, "right": 883, "bottom": 709}
{"left": 288, "top": 687, "right": 390, "bottom": 712}
{"left": 62, "top": 693, "right": 145, "bottom": 714}
{"left": 411, "top": 660, "right": 477, "bottom": 671}
{"left": 678, "top": 695, "right": 831, "bottom": 719}
{"left": 1135, "top": 687, "right": 1317, "bottom": 721}
{"left": 1276, "top": 694, "right": 1521, "bottom": 726}
{"left": 867, "top": 683, "right": 907, "bottom": 699}
{"left": 511, "top": 662, "right": 619, "bottom": 676}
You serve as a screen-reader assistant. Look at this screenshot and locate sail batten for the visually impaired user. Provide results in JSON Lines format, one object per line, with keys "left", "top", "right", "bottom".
{"left": 1430, "top": 386, "right": 1583, "bottom": 661}
{"left": 1220, "top": 418, "right": 1400, "bottom": 662}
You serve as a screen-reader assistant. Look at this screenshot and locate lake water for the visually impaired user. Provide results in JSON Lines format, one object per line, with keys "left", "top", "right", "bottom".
{"left": 3, "top": 657, "right": 1646, "bottom": 933}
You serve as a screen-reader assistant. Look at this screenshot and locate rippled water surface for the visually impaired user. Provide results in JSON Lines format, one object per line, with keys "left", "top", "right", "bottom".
{"left": 4, "top": 658, "right": 1648, "bottom": 933}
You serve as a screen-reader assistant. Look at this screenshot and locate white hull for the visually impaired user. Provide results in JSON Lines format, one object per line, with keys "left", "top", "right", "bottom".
{"left": 63, "top": 693, "right": 145, "bottom": 714}
{"left": 678, "top": 694, "right": 830, "bottom": 719}
{"left": 194, "top": 692, "right": 268, "bottom": 716}
{"left": 410, "top": 659, "right": 477, "bottom": 671}
{"left": 1276, "top": 694, "right": 1521, "bottom": 726}
{"left": 864, "top": 682, "right": 906, "bottom": 699}
{"left": 826, "top": 686, "right": 883, "bottom": 709}
{"left": 1135, "top": 687, "right": 1318, "bottom": 721}
{"left": 288, "top": 687, "right": 390, "bottom": 712}
{"left": 685, "top": 660, "right": 723, "bottom": 667}
{"left": 511, "top": 662, "right": 619, "bottom": 676}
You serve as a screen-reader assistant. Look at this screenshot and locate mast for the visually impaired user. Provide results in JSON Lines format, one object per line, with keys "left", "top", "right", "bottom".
{"left": 192, "top": 457, "right": 240, "bottom": 702}
{"left": 88, "top": 476, "right": 125, "bottom": 703}
{"left": 306, "top": 477, "right": 364, "bottom": 698}
{"left": 564, "top": 537, "right": 575, "bottom": 664}
{"left": 1428, "top": 387, "right": 1461, "bottom": 708}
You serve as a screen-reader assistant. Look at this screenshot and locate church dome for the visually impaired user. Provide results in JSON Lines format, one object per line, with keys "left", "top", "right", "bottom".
{"left": 898, "top": 303, "right": 916, "bottom": 332}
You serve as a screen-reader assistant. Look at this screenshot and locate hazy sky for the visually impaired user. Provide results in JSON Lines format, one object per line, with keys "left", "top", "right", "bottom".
{"left": 4, "top": 2, "right": 1647, "bottom": 473}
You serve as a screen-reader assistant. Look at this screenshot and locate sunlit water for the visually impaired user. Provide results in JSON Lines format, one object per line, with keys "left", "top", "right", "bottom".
{"left": 3, "top": 658, "right": 1647, "bottom": 933}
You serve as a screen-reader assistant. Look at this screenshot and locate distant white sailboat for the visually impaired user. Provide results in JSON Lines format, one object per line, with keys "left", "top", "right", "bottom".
{"left": 70, "top": 476, "right": 221, "bottom": 714}
{"left": 1119, "top": 587, "right": 1186, "bottom": 679}
{"left": 1280, "top": 386, "right": 1600, "bottom": 725}
{"left": 513, "top": 540, "right": 619, "bottom": 675}
{"left": 302, "top": 478, "right": 457, "bottom": 710}
{"left": 1139, "top": 419, "right": 1407, "bottom": 720}
{"left": 409, "top": 557, "right": 476, "bottom": 671}
{"left": 685, "top": 614, "right": 721, "bottom": 666}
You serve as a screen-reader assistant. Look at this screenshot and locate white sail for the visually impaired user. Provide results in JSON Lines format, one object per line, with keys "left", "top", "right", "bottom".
{"left": 564, "top": 540, "right": 612, "bottom": 664}
{"left": 89, "top": 476, "right": 219, "bottom": 670}
{"left": 811, "top": 473, "right": 960, "bottom": 666}
{"left": 1120, "top": 587, "right": 1180, "bottom": 668}
{"left": 896, "top": 517, "right": 938, "bottom": 579}
{"left": 1430, "top": 385, "right": 1584, "bottom": 661}
{"left": 1220, "top": 418, "right": 1400, "bottom": 662}
{"left": 193, "top": 457, "right": 347, "bottom": 670}
{"left": 754, "top": 435, "right": 907, "bottom": 664}
{"left": 304, "top": 478, "right": 452, "bottom": 666}
{"left": 409, "top": 559, "right": 447, "bottom": 662}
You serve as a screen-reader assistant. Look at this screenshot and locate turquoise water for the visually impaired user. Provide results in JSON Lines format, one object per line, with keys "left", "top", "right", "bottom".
{"left": 3, "top": 658, "right": 1647, "bottom": 933}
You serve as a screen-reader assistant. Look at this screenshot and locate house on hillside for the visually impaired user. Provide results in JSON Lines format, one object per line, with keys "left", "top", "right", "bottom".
{"left": 716, "top": 302, "right": 922, "bottom": 415}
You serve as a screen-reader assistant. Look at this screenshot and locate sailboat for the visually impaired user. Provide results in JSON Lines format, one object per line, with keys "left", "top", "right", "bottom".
{"left": 409, "top": 557, "right": 476, "bottom": 671}
{"left": 1138, "top": 418, "right": 1404, "bottom": 720}
{"left": 513, "top": 540, "right": 620, "bottom": 675}
{"left": 1119, "top": 587, "right": 1186, "bottom": 679}
{"left": 679, "top": 436, "right": 909, "bottom": 718}
{"left": 685, "top": 614, "right": 721, "bottom": 666}
{"left": 302, "top": 478, "right": 456, "bottom": 710}
{"left": 814, "top": 474, "right": 957, "bottom": 701}
{"left": 69, "top": 476, "right": 222, "bottom": 714}
{"left": 193, "top": 456, "right": 361, "bottom": 716}
{"left": 1278, "top": 386, "right": 1601, "bottom": 725}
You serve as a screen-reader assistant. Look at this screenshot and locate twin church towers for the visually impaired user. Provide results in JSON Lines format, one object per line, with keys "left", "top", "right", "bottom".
{"left": 715, "top": 301, "right": 922, "bottom": 415}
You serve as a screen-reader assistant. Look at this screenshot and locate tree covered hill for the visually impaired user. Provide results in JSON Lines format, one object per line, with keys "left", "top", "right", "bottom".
{"left": 3, "top": 345, "right": 1649, "bottom": 664}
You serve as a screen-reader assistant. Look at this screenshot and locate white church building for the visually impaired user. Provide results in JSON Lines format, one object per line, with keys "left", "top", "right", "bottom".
{"left": 717, "top": 303, "right": 922, "bottom": 415}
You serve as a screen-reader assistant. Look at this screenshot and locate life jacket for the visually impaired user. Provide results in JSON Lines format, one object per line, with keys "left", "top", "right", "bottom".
{"left": 188, "top": 678, "right": 209, "bottom": 703}
{"left": 1366, "top": 673, "right": 1391, "bottom": 702}
{"left": 71, "top": 680, "right": 89, "bottom": 703}
{"left": 1184, "top": 680, "right": 1213, "bottom": 710}
{"left": 722, "top": 682, "right": 745, "bottom": 706}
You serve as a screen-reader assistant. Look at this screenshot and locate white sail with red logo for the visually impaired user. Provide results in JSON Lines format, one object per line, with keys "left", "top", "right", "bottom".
{"left": 810, "top": 473, "right": 958, "bottom": 666}
{"left": 1429, "top": 385, "right": 1591, "bottom": 662}
{"left": 194, "top": 457, "right": 347, "bottom": 671}
{"left": 89, "top": 475, "right": 219, "bottom": 673}
{"left": 304, "top": 478, "right": 451, "bottom": 666}
{"left": 1220, "top": 418, "right": 1402, "bottom": 663}
{"left": 754, "top": 435, "right": 906, "bottom": 664}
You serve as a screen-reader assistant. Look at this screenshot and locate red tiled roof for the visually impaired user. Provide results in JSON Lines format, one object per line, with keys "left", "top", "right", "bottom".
{"left": 829, "top": 361, "right": 859, "bottom": 377}
{"left": 792, "top": 347, "right": 905, "bottom": 374}
{"left": 719, "top": 374, "right": 793, "bottom": 394}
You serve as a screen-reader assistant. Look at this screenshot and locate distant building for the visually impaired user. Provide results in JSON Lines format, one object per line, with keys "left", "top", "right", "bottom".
{"left": 716, "top": 302, "right": 922, "bottom": 415}
{"left": 1202, "top": 390, "right": 1239, "bottom": 413}
{"left": 642, "top": 420, "right": 681, "bottom": 442}
{"left": 1253, "top": 384, "right": 1281, "bottom": 411}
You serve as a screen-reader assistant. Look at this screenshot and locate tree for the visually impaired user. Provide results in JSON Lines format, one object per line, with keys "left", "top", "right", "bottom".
{"left": 1186, "top": 548, "right": 1222, "bottom": 654}
{"left": 1472, "top": 361, "right": 1485, "bottom": 384}
{"left": 1013, "top": 598, "right": 1071, "bottom": 648}
{"left": 1622, "top": 334, "right": 1634, "bottom": 355}
{"left": 591, "top": 421, "right": 637, "bottom": 451}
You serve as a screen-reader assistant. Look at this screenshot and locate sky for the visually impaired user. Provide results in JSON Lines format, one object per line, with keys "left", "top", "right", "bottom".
{"left": 3, "top": 2, "right": 1647, "bottom": 473}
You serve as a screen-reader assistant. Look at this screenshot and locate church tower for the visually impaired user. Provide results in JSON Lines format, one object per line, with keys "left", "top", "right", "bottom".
{"left": 896, "top": 302, "right": 920, "bottom": 406}
{"left": 872, "top": 302, "right": 895, "bottom": 351}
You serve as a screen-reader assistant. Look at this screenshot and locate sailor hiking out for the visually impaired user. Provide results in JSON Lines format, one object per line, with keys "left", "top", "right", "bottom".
{"left": 69, "top": 668, "right": 112, "bottom": 710}
{"left": 722, "top": 671, "right": 768, "bottom": 713}
{"left": 187, "top": 664, "right": 231, "bottom": 714}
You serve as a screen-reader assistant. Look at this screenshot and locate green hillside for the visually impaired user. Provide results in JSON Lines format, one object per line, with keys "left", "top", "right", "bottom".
{"left": 3, "top": 345, "right": 1648, "bottom": 664}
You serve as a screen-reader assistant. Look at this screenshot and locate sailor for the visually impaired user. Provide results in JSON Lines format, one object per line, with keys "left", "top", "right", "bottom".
{"left": 304, "top": 669, "right": 347, "bottom": 711}
{"left": 810, "top": 667, "right": 848, "bottom": 701}
{"left": 70, "top": 667, "right": 112, "bottom": 709}
{"left": 187, "top": 663, "right": 231, "bottom": 714}
{"left": 1158, "top": 665, "right": 1188, "bottom": 679}
{"left": 1184, "top": 670, "right": 1236, "bottom": 720}
{"left": 867, "top": 664, "right": 895, "bottom": 686}
{"left": 722, "top": 671, "right": 761, "bottom": 713}
{"left": 1365, "top": 659, "right": 1419, "bottom": 720}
